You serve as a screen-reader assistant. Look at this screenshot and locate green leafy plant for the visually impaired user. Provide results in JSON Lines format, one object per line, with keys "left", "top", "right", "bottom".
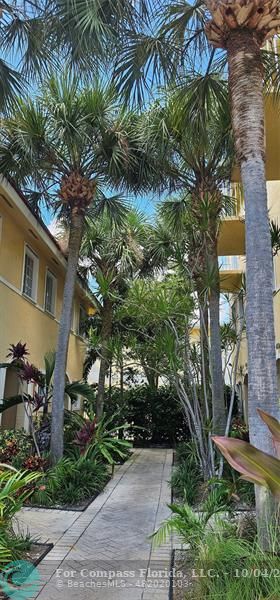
{"left": 205, "top": 476, "right": 255, "bottom": 509}
{"left": 0, "top": 465, "right": 41, "bottom": 567}
{"left": 97, "top": 385, "right": 189, "bottom": 445}
{"left": 175, "top": 441, "right": 199, "bottom": 467}
{"left": 65, "top": 411, "right": 132, "bottom": 465}
{"left": 30, "top": 457, "right": 108, "bottom": 507}
{"left": 83, "top": 414, "right": 132, "bottom": 465}
{"left": 151, "top": 500, "right": 232, "bottom": 552}
{"left": 0, "top": 429, "right": 32, "bottom": 467}
{"left": 213, "top": 409, "right": 280, "bottom": 499}
{"left": 171, "top": 462, "right": 201, "bottom": 504}
{"left": 194, "top": 533, "right": 280, "bottom": 599}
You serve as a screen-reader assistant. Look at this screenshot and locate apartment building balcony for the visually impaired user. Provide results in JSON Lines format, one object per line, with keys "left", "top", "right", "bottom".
{"left": 218, "top": 183, "right": 245, "bottom": 257}
{"left": 219, "top": 256, "right": 244, "bottom": 293}
{"left": 231, "top": 94, "right": 280, "bottom": 182}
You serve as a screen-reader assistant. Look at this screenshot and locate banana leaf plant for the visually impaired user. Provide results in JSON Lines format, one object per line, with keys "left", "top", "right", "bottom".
{"left": 213, "top": 410, "right": 280, "bottom": 500}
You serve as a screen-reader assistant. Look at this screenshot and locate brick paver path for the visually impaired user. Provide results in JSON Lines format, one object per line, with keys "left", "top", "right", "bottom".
{"left": 30, "top": 448, "right": 173, "bottom": 599}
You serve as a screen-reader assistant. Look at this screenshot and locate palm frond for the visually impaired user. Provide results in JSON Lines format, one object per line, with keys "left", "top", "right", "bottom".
{"left": 0, "top": 60, "right": 24, "bottom": 110}
{"left": 113, "top": 33, "right": 179, "bottom": 105}
{"left": 65, "top": 380, "right": 95, "bottom": 402}
{"left": 89, "top": 192, "right": 130, "bottom": 227}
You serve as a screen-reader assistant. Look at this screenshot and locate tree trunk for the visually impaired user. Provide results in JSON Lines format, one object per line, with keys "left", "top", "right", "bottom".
{"left": 50, "top": 210, "right": 84, "bottom": 464}
{"left": 208, "top": 245, "right": 226, "bottom": 434}
{"left": 96, "top": 298, "right": 113, "bottom": 420}
{"left": 119, "top": 358, "right": 124, "bottom": 440}
{"left": 199, "top": 297, "right": 210, "bottom": 419}
{"left": 227, "top": 30, "right": 280, "bottom": 548}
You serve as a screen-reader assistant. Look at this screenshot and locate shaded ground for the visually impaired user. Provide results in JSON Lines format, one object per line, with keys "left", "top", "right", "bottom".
{"left": 16, "top": 449, "right": 173, "bottom": 600}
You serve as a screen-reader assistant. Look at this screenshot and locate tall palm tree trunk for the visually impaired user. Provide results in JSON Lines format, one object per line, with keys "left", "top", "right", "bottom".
{"left": 50, "top": 210, "right": 84, "bottom": 464}
{"left": 96, "top": 298, "right": 113, "bottom": 420}
{"left": 208, "top": 245, "right": 226, "bottom": 434}
{"left": 227, "top": 30, "right": 279, "bottom": 548}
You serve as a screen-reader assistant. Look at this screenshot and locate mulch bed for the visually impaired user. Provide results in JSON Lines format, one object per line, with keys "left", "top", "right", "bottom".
{"left": 171, "top": 550, "right": 198, "bottom": 600}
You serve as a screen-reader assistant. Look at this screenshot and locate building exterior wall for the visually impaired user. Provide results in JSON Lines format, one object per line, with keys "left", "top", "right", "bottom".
{"left": 225, "top": 179, "right": 280, "bottom": 420}
{"left": 0, "top": 180, "right": 94, "bottom": 428}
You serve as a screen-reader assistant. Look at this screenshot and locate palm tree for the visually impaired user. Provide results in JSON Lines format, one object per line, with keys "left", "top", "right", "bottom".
{"left": 142, "top": 88, "right": 234, "bottom": 434}
{"left": 0, "top": 76, "right": 158, "bottom": 463}
{"left": 80, "top": 210, "right": 149, "bottom": 418}
{"left": 113, "top": 3, "right": 280, "bottom": 546}
{"left": 0, "top": 3, "right": 47, "bottom": 103}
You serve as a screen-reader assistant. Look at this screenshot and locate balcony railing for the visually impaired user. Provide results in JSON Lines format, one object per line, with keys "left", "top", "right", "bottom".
{"left": 221, "top": 182, "right": 245, "bottom": 217}
{"left": 219, "top": 256, "right": 240, "bottom": 271}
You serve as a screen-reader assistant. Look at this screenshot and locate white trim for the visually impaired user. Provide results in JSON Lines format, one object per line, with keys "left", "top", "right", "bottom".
{"left": 22, "top": 243, "right": 39, "bottom": 303}
{"left": 44, "top": 268, "right": 57, "bottom": 317}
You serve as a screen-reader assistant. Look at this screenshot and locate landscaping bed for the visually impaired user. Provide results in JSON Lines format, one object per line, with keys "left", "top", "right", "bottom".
{"left": 23, "top": 541, "right": 53, "bottom": 566}
{"left": 171, "top": 440, "right": 255, "bottom": 511}
{"left": 25, "top": 472, "right": 111, "bottom": 511}
{"left": 172, "top": 550, "right": 198, "bottom": 600}
{"left": 0, "top": 543, "right": 53, "bottom": 600}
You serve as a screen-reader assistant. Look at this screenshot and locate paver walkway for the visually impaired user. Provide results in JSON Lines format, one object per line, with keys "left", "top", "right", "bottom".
{"left": 24, "top": 448, "right": 173, "bottom": 599}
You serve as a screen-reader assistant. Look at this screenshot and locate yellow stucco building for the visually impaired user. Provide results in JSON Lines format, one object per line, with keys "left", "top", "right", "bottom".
{"left": 0, "top": 178, "right": 94, "bottom": 429}
{"left": 218, "top": 96, "right": 280, "bottom": 421}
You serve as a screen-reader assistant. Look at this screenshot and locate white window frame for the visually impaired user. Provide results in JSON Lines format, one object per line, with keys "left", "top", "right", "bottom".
{"left": 44, "top": 269, "right": 57, "bottom": 316}
{"left": 22, "top": 244, "right": 39, "bottom": 302}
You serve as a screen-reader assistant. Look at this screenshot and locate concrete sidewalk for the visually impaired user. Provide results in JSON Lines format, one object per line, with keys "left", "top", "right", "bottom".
{"left": 26, "top": 448, "right": 173, "bottom": 599}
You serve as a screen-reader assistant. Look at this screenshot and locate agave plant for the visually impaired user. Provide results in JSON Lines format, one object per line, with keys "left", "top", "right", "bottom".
{"left": 213, "top": 410, "right": 280, "bottom": 500}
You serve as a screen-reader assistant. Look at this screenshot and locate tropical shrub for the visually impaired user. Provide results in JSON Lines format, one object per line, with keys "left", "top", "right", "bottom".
{"left": 230, "top": 416, "right": 249, "bottom": 441}
{"left": 170, "top": 462, "right": 201, "bottom": 504}
{"left": 151, "top": 500, "right": 232, "bottom": 551}
{"left": 66, "top": 412, "right": 132, "bottom": 465}
{"left": 193, "top": 534, "right": 280, "bottom": 599}
{"left": 175, "top": 441, "right": 199, "bottom": 467}
{"left": 96, "top": 385, "right": 189, "bottom": 445}
{"left": 213, "top": 409, "right": 280, "bottom": 500}
{"left": 83, "top": 415, "right": 131, "bottom": 465}
{"left": 0, "top": 429, "right": 32, "bottom": 468}
{"left": 205, "top": 476, "right": 255, "bottom": 509}
{"left": 30, "top": 457, "right": 108, "bottom": 507}
{"left": 22, "top": 455, "right": 48, "bottom": 472}
{"left": 171, "top": 442, "right": 202, "bottom": 504}
{"left": 0, "top": 465, "right": 40, "bottom": 567}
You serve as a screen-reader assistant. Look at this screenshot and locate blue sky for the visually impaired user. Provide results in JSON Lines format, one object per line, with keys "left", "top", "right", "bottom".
{"left": 42, "top": 190, "right": 159, "bottom": 228}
